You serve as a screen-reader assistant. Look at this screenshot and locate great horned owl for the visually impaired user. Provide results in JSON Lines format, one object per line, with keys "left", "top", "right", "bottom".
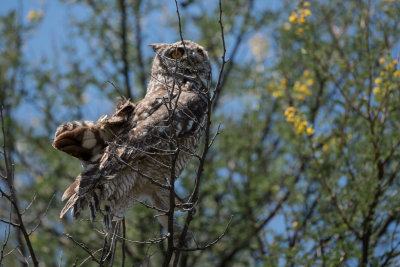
{"left": 53, "top": 40, "right": 211, "bottom": 238}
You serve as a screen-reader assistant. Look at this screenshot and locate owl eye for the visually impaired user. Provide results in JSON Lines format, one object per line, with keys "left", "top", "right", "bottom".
{"left": 171, "top": 48, "right": 184, "bottom": 59}
{"left": 197, "top": 48, "right": 204, "bottom": 57}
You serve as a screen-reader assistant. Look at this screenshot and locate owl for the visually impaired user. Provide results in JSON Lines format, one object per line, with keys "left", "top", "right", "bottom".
{"left": 53, "top": 40, "right": 211, "bottom": 239}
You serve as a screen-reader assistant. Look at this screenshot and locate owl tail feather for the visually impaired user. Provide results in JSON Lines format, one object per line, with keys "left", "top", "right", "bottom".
{"left": 103, "top": 204, "right": 113, "bottom": 233}
{"left": 60, "top": 184, "right": 102, "bottom": 224}
{"left": 60, "top": 194, "right": 79, "bottom": 219}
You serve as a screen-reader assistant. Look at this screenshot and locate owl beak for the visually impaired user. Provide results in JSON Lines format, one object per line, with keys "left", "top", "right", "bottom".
{"left": 148, "top": 43, "right": 168, "bottom": 52}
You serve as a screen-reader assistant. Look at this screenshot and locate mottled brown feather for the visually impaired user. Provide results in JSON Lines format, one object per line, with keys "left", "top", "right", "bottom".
{"left": 54, "top": 40, "right": 211, "bottom": 236}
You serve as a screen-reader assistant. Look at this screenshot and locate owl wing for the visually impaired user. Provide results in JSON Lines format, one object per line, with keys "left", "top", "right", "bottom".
{"left": 53, "top": 98, "right": 135, "bottom": 162}
{"left": 59, "top": 86, "right": 207, "bottom": 224}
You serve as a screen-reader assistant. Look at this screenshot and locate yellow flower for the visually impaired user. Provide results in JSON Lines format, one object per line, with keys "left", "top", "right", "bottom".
{"left": 297, "top": 126, "right": 305, "bottom": 134}
{"left": 394, "top": 70, "right": 400, "bottom": 78}
{"left": 373, "top": 87, "right": 380, "bottom": 95}
{"left": 304, "top": 1, "right": 310, "bottom": 8}
{"left": 386, "top": 63, "right": 393, "bottom": 71}
{"left": 306, "top": 78, "right": 314, "bottom": 86}
{"left": 286, "top": 114, "right": 295, "bottom": 122}
{"left": 289, "top": 12, "right": 298, "bottom": 23}
{"left": 379, "top": 58, "right": 385, "bottom": 65}
{"left": 27, "top": 10, "right": 44, "bottom": 22}
{"left": 303, "top": 70, "right": 310, "bottom": 77}
{"left": 392, "top": 59, "right": 398, "bottom": 66}
{"left": 300, "top": 9, "right": 312, "bottom": 17}
{"left": 296, "top": 94, "right": 306, "bottom": 100}
{"left": 292, "top": 221, "right": 299, "bottom": 227}
{"left": 293, "top": 81, "right": 301, "bottom": 90}
{"left": 280, "top": 78, "right": 288, "bottom": 87}
{"left": 296, "top": 121, "right": 308, "bottom": 134}
{"left": 284, "top": 106, "right": 296, "bottom": 117}
{"left": 294, "top": 117, "right": 302, "bottom": 128}
{"left": 272, "top": 91, "right": 283, "bottom": 98}
{"left": 296, "top": 28, "right": 304, "bottom": 35}
{"left": 375, "top": 77, "right": 382, "bottom": 85}
{"left": 299, "top": 16, "right": 306, "bottom": 24}
{"left": 306, "top": 126, "right": 315, "bottom": 135}
{"left": 27, "top": 10, "right": 36, "bottom": 21}
{"left": 322, "top": 144, "right": 329, "bottom": 151}
{"left": 299, "top": 85, "right": 311, "bottom": 95}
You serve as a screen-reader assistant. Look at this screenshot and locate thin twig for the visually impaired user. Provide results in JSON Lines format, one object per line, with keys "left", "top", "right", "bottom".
{"left": 162, "top": 21, "right": 183, "bottom": 266}
{"left": 0, "top": 107, "right": 39, "bottom": 266}
{"left": 173, "top": 2, "right": 227, "bottom": 266}
{"left": 63, "top": 233, "right": 100, "bottom": 264}
{"left": 175, "top": 215, "right": 233, "bottom": 252}
{"left": 211, "top": 0, "right": 228, "bottom": 105}
{"left": 121, "top": 218, "right": 126, "bottom": 267}
{"left": 118, "top": 0, "right": 132, "bottom": 99}
{"left": 0, "top": 206, "right": 12, "bottom": 265}
{"left": 28, "top": 194, "right": 55, "bottom": 235}
{"left": 133, "top": 0, "right": 147, "bottom": 94}
{"left": 0, "top": 218, "right": 19, "bottom": 228}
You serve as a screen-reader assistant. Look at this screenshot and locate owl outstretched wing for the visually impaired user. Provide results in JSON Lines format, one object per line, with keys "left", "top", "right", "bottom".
{"left": 53, "top": 98, "right": 135, "bottom": 162}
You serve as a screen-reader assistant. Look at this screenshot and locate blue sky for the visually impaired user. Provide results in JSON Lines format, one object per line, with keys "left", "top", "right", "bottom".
{"left": 2, "top": 0, "right": 280, "bottom": 123}
{"left": 2, "top": 0, "right": 72, "bottom": 60}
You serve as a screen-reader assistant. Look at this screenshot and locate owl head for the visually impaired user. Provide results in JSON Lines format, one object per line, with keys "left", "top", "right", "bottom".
{"left": 149, "top": 40, "right": 211, "bottom": 90}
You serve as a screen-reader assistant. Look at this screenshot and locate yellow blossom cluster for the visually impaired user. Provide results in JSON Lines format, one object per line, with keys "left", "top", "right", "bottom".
{"left": 293, "top": 70, "right": 314, "bottom": 100}
{"left": 289, "top": 6, "right": 311, "bottom": 24}
{"left": 288, "top": 2, "right": 312, "bottom": 35}
{"left": 284, "top": 107, "right": 315, "bottom": 135}
{"left": 269, "top": 78, "right": 288, "bottom": 98}
{"left": 373, "top": 57, "right": 400, "bottom": 97}
{"left": 269, "top": 70, "right": 314, "bottom": 101}
{"left": 27, "top": 9, "right": 44, "bottom": 22}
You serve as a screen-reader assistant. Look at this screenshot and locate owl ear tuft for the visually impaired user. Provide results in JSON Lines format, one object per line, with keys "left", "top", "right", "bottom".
{"left": 148, "top": 43, "right": 168, "bottom": 53}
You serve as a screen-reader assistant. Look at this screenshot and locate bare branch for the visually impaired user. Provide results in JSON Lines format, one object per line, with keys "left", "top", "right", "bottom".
{"left": 0, "top": 106, "right": 39, "bottom": 266}
{"left": 121, "top": 218, "right": 126, "bottom": 267}
{"left": 116, "top": 233, "right": 169, "bottom": 245}
{"left": 133, "top": 0, "right": 147, "bottom": 94}
{"left": 20, "top": 193, "right": 37, "bottom": 215}
{"left": 175, "top": 215, "right": 233, "bottom": 252}
{"left": 28, "top": 194, "right": 55, "bottom": 236}
{"left": 0, "top": 218, "right": 19, "bottom": 228}
{"left": 63, "top": 233, "right": 100, "bottom": 264}
{"left": 118, "top": 0, "right": 132, "bottom": 99}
